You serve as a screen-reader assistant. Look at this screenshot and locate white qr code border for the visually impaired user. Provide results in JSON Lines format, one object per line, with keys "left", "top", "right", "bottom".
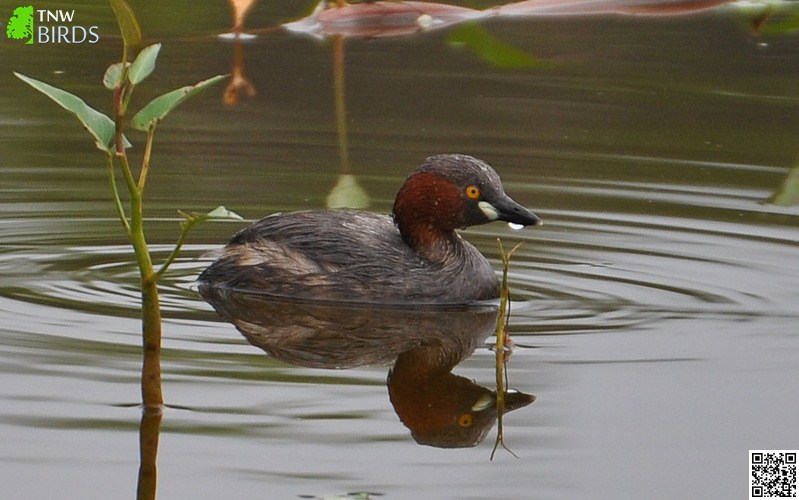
{"left": 750, "top": 450, "right": 798, "bottom": 499}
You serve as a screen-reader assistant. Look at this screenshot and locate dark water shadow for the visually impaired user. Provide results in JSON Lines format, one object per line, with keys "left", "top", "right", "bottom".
{"left": 199, "top": 285, "right": 535, "bottom": 448}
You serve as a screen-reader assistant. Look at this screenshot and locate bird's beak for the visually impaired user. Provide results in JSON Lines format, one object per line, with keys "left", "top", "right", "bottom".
{"left": 478, "top": 194, "right": 542, "bottom": 227}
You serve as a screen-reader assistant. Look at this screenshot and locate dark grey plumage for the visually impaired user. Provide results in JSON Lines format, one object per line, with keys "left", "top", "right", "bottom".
{"left": 198, "top": 154, "right": 541, "bottom": 305}
{"left": 198, "top": 210, "right": 499, "bottom": 305}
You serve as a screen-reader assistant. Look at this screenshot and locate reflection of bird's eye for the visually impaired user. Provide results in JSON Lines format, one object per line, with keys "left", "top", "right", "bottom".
{"left": 457, "top": 413, "right": 474, "bottom": 427}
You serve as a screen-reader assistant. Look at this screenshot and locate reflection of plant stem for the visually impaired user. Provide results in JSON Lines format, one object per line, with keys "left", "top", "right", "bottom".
{"left": 136, "top": 405, "right": 162, "bottom": 500}
{"left": 229, "top": 0, "right": 257, "bottom": 33}
{"left": 223, "top": 40, "right": 257, "bottom": 106}
{"left": 333, "top": 35, "right": 351, "bottom": 174}
{"left": 491, "top": 238, "right": 523, "bottom": 460}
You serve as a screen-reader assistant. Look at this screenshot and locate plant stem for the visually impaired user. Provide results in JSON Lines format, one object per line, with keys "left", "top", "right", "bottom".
{"left": 113, "top": 83, "right": 163, "bottom": 408}
{"left": 117, "top": 151, "right": 139, "bottom": 195}
{"left": 138, "top": 124, "right": 157, "bottom": 190}
{"left": 129, "top": 182, "right": 164, "bottom": 407}
{"left": 491, "top": 238, "right": 522, "bottom": 460}
{"left": 491, "top": 240, "right": 509, "bottom": 460}
{"left": 114, "top": 85, "right": 128, "bottom": 155}
{"left": 107, "top": 153, "right": 131, "bottom": 235}
{"left": 155, "top": 216, "right": 194, "bottom": 280}
{"left": 140, "top": 275, "right": 163, "bottom": 407}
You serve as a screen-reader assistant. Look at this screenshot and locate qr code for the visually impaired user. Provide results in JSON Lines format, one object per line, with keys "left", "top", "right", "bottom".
{"left": 750, "top": 451, "right": 797, "bottom": 499}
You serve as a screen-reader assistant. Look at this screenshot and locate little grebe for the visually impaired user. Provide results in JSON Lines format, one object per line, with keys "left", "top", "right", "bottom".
{"left": 199, "top": 154, "right": 541, "bottom": 305}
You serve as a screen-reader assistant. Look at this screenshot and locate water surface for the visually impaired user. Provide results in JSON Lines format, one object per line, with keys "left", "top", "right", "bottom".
{"left": 2, "top": 2, "right": 799, "bottom": 499}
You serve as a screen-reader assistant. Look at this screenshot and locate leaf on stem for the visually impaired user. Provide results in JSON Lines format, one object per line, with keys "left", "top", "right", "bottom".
{"left": 157, "top": 206, "right": 243, "bottom": 279}
{"left": 131, "top": 74, "right": 229, "bottom": 132}
{"left": 110, "top": 0, "right": 142, "bottom": 50}
{"left": 15, "top": 72, "right": 116, "bottom": 152}
{"left": 128, "top": 43, "right": 161, "bottom": 85}
{"left": 103, "top": 62, "right": 129, "bottom": 90}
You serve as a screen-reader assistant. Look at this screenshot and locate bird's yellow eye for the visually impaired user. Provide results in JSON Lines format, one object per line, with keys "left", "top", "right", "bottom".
{"left": 457, "top": 413, "right": 474, "bottom": 427}
{"left": 465, "top": 185, "right": 480, "bottom": 199}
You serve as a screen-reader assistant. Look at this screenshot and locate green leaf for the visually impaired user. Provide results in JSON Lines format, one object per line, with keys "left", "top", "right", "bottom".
{"left": 447, "top": 22, "right": 553, "bottom": 70}
{"left": 131, "top": 74, "right": 228, "bottom": 131}
{"left": 103, "top": 62, "right": 128, "bottom": 90}
{"left": 110, "top": 0, "right": 142, "bottom": 50}
{"left": 128, "top": 43, "right": 161, "bottom": 85}
{"left": 15, "top": 72, "right": 116, "bottom": 152}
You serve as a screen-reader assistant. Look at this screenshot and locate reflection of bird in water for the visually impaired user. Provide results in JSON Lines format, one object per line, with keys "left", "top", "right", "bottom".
{"left": 199, "top": 154, "right": 540, "bottom": 306}
{"left": 285, "top": 1, "right": 739, "bottom": 39}
{"left": 389, "top": 339, "right": 535, "bottom": 448}
{"left": 198, "top": 286, "right": 499, "bottom": 368}
{"left": 198, "top": 287, "right": 536, "bottom": 448}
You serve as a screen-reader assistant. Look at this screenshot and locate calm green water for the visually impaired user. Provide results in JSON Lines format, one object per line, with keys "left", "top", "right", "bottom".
{"left": 2, "top": 1, "right": 799, "bottom": 499}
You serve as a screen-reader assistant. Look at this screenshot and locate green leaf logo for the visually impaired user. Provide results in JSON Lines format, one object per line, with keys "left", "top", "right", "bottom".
{"left": 7, "top": 5, "right": 35, "bottom": 44}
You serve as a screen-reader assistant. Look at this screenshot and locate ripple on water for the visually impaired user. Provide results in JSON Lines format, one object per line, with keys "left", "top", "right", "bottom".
{"left": 475, "top": 173, "right": 799, "bottom": 335}
{"left": 2, "top": 175, "right": 798, "bottom": 341}
{"left": 0, "top": 241, "right": 212, "bottom": 317}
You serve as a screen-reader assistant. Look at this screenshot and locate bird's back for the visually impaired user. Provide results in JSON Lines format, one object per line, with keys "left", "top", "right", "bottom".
{"left": 199, "top": 210, "right": 499, "bottom": 305}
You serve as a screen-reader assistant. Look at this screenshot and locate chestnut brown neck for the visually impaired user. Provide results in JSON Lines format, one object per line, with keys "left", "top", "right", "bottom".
{"left": 392, "top": 172, "right": 465, "bottom": 261}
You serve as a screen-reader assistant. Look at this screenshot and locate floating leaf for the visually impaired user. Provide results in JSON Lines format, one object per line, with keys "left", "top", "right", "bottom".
{"left": 326, "top": 174, "right": 370, "bottom": 209}
{"left": 447, "top": 22, "right": 552, "bottom": 69}
{"left": 103, "top": 62, "right": 128, "bottom": 90}
{"left": 765, "top": 164, "right": 799, "bottom": 206}
{"left": 110, "top": 0, "right": 142, "bottom": 50}
{"left": 128, "top": 44, "right": 161, "bottom": 85}
{"left": 15, "top": 72, "right": 116, "bottom": 152}
{"left": 131, "top": 75, "right": 229, "bottom": 131}
{"left": 204, "top": 205, "right": 244, "bottom": 220}
{"left": 179, "top": 205, "right": 243, "bottom": 230}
